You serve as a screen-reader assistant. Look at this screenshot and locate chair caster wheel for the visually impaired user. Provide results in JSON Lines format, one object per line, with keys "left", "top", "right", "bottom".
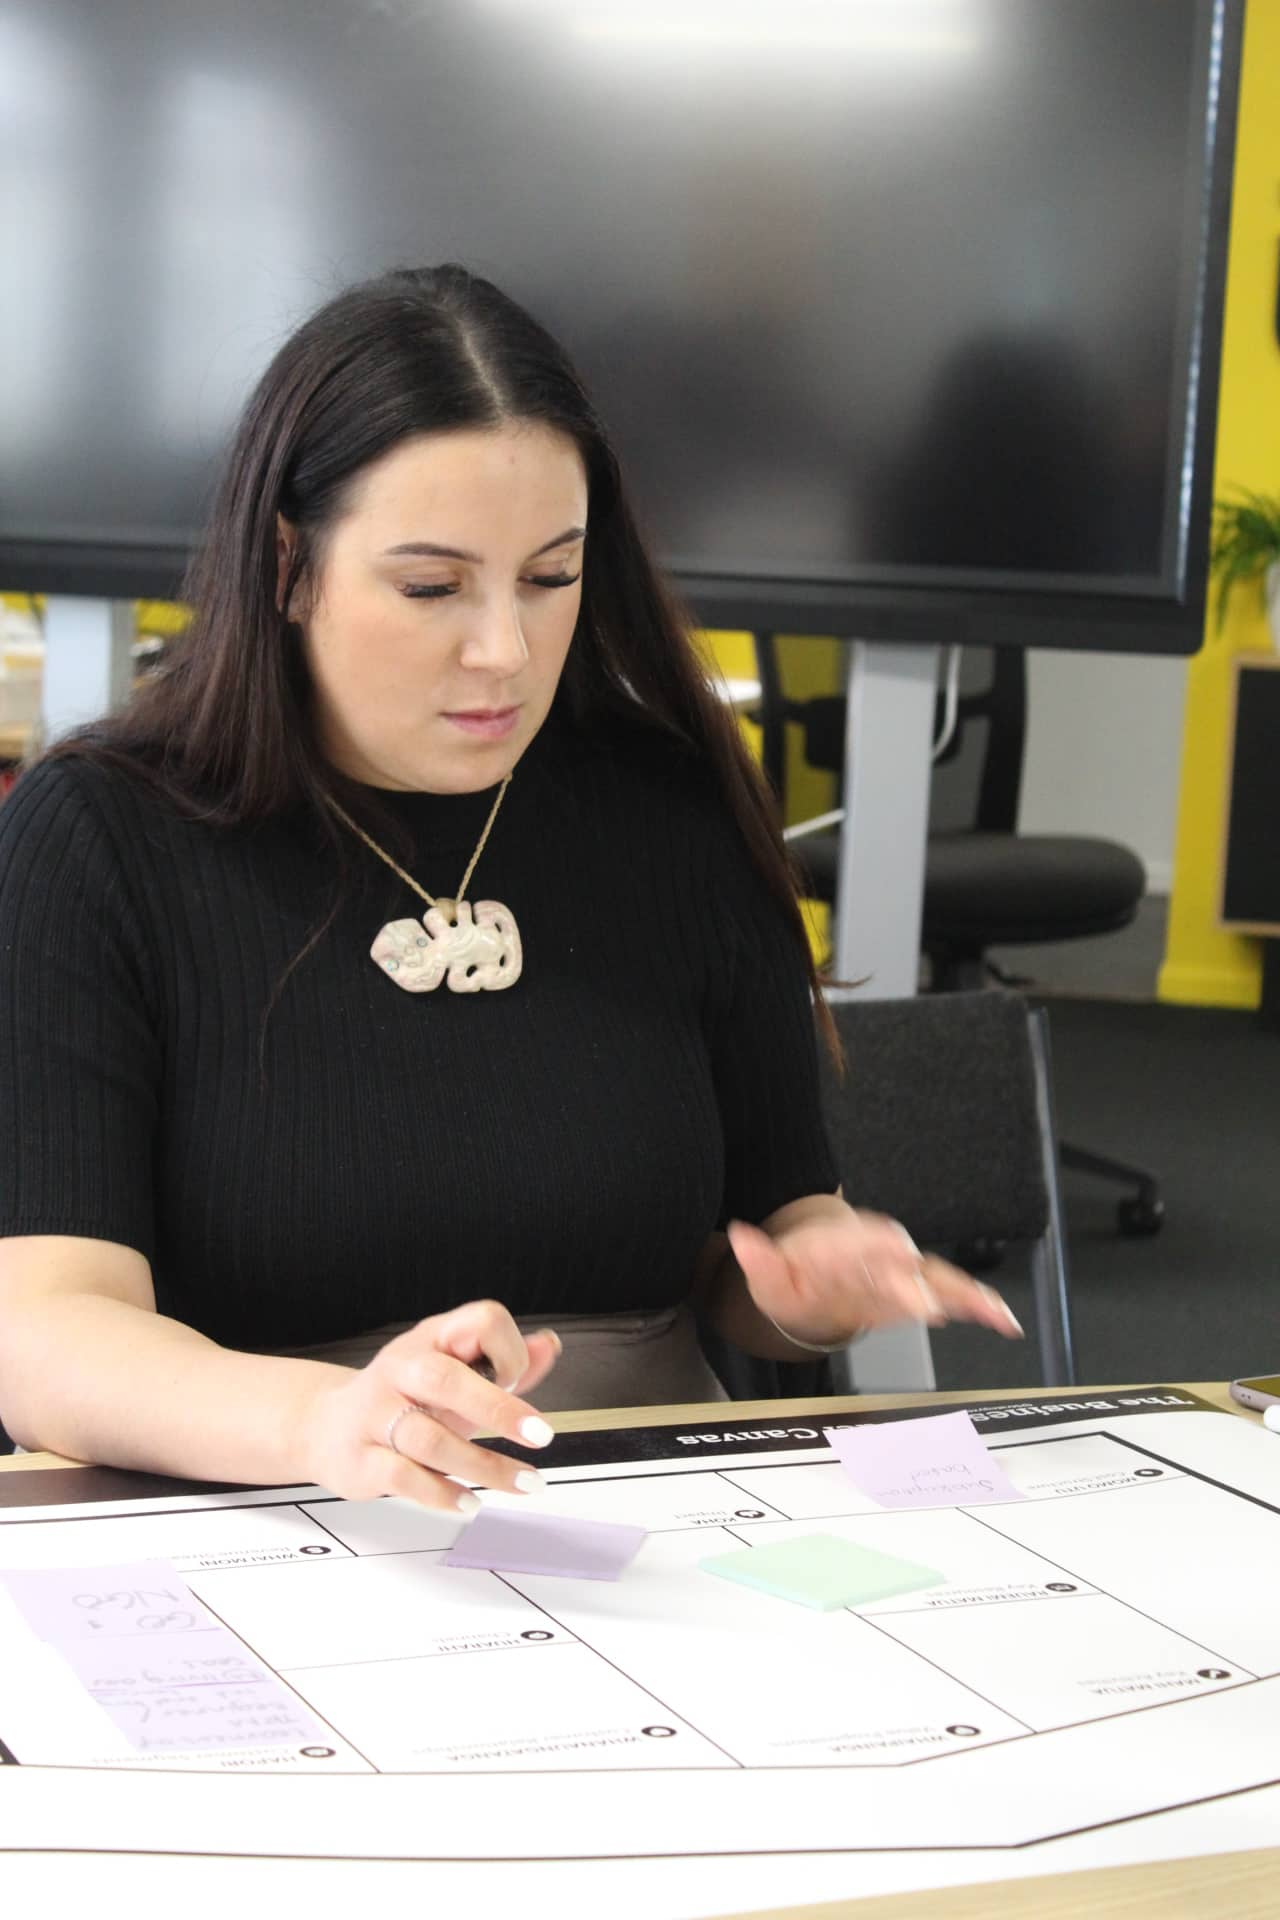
{"left": 1117, "top": 1196, "right": 1164, "bottom": 1236}
{"left": 955, "top": 1238, "right": 1007, "bottom": 1274}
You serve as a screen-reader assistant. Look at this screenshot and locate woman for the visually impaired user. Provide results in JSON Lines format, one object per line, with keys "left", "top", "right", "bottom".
{"left": 0, "top": 265, "right": 1019, "bottom": 1509}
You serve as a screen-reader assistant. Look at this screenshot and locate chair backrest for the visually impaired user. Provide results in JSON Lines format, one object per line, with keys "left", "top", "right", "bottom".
{"left": 933, "top": 648, "right": 1028, "bottom": 834}
{"left": 754, "top": 632, "right": 847, "bottom": 795}
{"left": 819, "top": 990, "right": 1049, "bottom": 1251}
{"left": 703, "top": 988, "right": 1075, "bottom": 1393}
{"left": 754, "top": 634, "right": 1029, "bottom": 835}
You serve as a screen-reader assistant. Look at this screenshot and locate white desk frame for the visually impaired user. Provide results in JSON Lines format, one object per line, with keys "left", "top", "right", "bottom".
{"left": 825, "top": 639, "right": 941, "bottom": 1394}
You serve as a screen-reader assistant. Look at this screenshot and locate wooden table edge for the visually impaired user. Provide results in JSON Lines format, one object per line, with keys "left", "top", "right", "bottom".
{"left": 5, "top": 1379, "right": 1255, "bottom": 1469}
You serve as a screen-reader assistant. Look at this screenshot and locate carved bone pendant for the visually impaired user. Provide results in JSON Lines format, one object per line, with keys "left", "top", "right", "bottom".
{"left": 370, "top": 899, "right": 523, "bottom": 994}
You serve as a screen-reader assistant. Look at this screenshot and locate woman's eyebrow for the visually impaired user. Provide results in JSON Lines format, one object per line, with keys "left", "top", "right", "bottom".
{"left": 381, "top": 525, "right": 587, "bottom": 563}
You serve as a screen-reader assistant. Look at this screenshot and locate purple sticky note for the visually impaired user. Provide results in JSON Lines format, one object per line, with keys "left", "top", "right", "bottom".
{"left": 1, "top": 1561, "right": 327, "bottom": 1754}
{"left": 443, "top": 1506, "right": 646, "bottom": 1580}
{"left": 824, "top": 1412, "right": 1025, "bottom": 1509}
{"left": 59, "top": 1630, "right": 328, "bottom": 1754}
{"left": 1, "top": 1561, "right": 216, "bottom": 1644}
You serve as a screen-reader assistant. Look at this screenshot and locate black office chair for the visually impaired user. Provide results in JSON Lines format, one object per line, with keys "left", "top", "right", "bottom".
{"left": 754, "top": 634, "right": 1164, "bottom": 1239}
{"left": 700, "top": 989, "right": 1076, "bottom": 1395}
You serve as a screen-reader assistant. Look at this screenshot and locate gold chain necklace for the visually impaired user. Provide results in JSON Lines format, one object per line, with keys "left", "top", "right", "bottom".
{"left": 326, "top": 776, "right": 522, "bottom": 994}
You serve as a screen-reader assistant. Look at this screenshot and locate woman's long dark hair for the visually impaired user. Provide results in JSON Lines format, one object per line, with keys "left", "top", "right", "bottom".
{"left": 48, "top": 264, "right": 838, "bottom": 1058}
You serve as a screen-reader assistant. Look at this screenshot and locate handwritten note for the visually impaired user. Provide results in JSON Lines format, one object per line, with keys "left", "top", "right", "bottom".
{"left": 0, "top": 1560, "right": 327, "bottom": 1754}
{"left": 58, "top": 1632, "right": 326, "bottom": 1754}
{"left": 444, "top": 1507, "right": 646, "bottom": 1581}
{"left": 1, "top": 1562, "right": 217, "bottom": 1643}
{"left": 824, "top": 1412, "right": 1025, "bottom": 1510}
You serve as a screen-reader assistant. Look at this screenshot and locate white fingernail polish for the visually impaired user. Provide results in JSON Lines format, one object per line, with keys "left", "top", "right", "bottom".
{"left": 979, "top": 1283, "right": 1024, "bottom": 1335}
{"left": 514, "top": 1468, "right": 546, "bottom": 1495}
{"left": 455, "top": 1490, "right": 481, "bottom": 1516}
{"left": 519, "top": 1415, "right": 555, "bottom": 1447}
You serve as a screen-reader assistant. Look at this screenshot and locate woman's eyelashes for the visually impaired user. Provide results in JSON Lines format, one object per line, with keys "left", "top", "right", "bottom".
{"left": 401, "top": 572, "right": 581, "bottom": 601}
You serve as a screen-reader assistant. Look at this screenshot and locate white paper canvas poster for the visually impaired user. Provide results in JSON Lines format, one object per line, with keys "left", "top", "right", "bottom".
{"left": 1, "top": 1389, "right": 1277, "bottom": 1909}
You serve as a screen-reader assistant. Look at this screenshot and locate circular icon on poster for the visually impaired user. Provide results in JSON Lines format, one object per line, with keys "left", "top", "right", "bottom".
{"left": 642, "top": 1726, "right": 677, "bottom": 1739}
{"left": 300, "top": 1746, "right": 336, "bottom": 1759}
{"left": 1046, "top": 1582, "right": 1078, "bottom": 1592}
{"left": 521, "top": 1630, "right": 554, "bottom": 1641}
{"left": 1197, "top": 1668, "right": 1230, "bottom": 1681}
{"left": 1132, "top": 1469, "right": 1162, "bottom": 1478}
{"left": 734, "top": 1510, "right": 766, "bottom": 1519}
{"left": 946, "top": 1725, "right": 980, "bottom": 1738}
{"left": 298, "top": 1545, "right": 332, "bottom": 1555}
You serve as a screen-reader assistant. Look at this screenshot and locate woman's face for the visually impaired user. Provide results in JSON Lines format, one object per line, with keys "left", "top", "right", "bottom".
{"left": 290, "top": 422, "right": 589, "bottom": 792}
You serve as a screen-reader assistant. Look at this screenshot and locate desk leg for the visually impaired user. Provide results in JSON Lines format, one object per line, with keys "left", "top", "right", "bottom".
{"left": 828, "top": 640, "right": 939, "bottom": 1395}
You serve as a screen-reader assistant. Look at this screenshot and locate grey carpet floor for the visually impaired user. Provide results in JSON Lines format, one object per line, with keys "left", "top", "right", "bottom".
{"left": 930, "top": 996, "right": 1280, "bottom": 1392}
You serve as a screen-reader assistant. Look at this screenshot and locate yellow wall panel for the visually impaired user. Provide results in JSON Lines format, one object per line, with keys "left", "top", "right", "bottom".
{"left": 1159, "top": 0, "right": 1280, "bottom": 1008}
{"left": 701, "top": 628, "right": 842, "bottom": 966}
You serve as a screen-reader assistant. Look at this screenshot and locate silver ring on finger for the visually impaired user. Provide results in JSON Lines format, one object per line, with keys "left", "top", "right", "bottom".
{"left": 386, "top": 1400, "right": 429, "bottom": 1457}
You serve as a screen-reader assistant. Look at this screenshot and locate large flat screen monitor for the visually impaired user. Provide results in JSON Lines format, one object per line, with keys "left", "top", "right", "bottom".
{"left": 0, "top": 0, "right": 1242, "bottom": 652}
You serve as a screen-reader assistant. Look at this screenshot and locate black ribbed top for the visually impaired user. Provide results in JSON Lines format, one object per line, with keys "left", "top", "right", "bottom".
{"left": 0, "top": 713, "right": 835, "bottom": 1352}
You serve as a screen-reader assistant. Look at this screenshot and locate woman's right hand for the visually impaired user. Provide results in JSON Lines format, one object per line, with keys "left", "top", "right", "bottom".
{"left": 292, "top": 1300, "right": 563, "bottom": 1511}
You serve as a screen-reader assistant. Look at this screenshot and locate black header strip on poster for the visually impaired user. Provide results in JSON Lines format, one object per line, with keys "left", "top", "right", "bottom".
{"left": 489, "top": 1387, "right": 1216, "bottom": 1469}
{"left": 0, "top": 1388, "right": 1217, "bottom": 1511}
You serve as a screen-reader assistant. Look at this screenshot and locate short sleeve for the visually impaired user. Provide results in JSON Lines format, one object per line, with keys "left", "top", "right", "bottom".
{"left": 706, "top": 819, "right": 839, "bottom": 1225}
{"left": 0, "top": 759, "right": 161, "bottom": 1258}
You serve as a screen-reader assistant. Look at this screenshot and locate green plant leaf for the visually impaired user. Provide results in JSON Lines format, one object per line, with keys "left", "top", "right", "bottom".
{"left": 1209, "top": 489, "right": 1280, "bottom": 628}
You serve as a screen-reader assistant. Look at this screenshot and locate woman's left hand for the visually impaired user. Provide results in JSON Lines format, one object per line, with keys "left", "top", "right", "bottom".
{"left": 727, "top": 1200, "right": 1023, "bottom": 1348}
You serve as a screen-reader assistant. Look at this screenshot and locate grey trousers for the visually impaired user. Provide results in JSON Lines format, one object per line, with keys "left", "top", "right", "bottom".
{"left": 273, "top": 1300, "right": 727, "bottom": 1414}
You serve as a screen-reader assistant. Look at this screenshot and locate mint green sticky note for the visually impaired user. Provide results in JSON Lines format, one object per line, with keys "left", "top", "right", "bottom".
{"left": 699, "top": 1533, "right": 945, "bottom": 1611}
